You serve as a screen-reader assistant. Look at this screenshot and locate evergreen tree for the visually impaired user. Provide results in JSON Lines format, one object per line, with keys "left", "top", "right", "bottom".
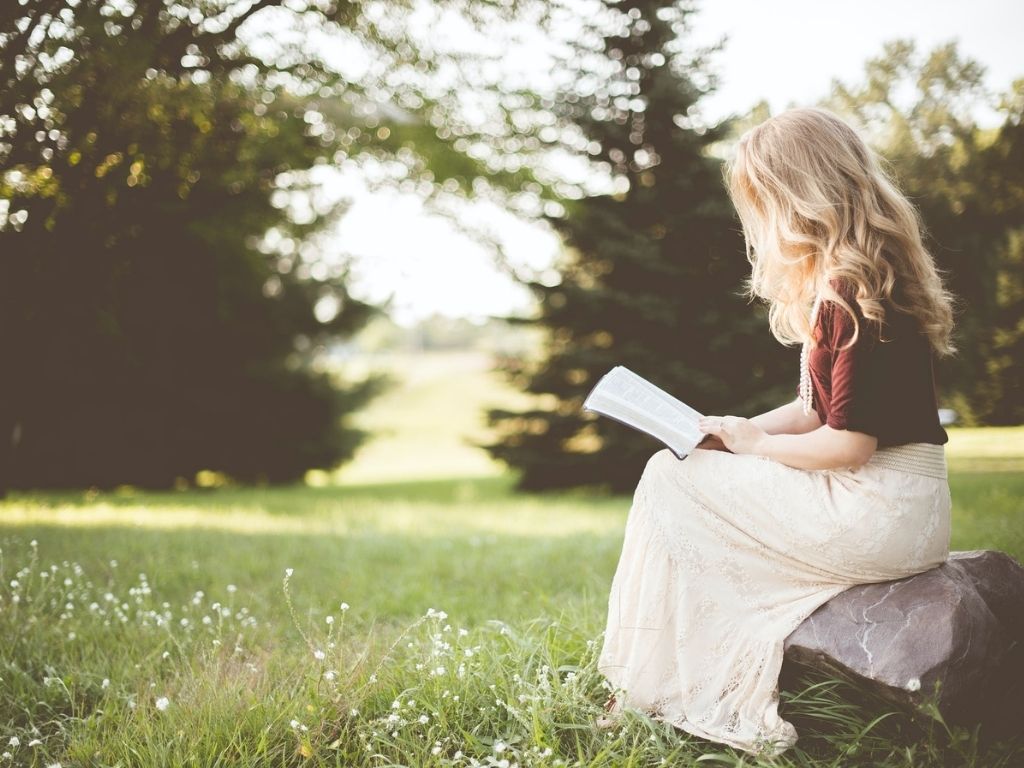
{"left": 0, "top": 71, "right": 387, "bottom": 489}
{"left": 0, "top": 0, "right": 480, "bottom": 489}
{"left": 480, "top": 0, "right": 796, "bottom": 493}
{"left": 0, "top": 0, "right": 537, "bottom": 490}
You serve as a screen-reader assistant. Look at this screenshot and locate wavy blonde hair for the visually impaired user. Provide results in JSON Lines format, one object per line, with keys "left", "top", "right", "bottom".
{"left": 723, "top": 106, "right": 957, "bottom": 356}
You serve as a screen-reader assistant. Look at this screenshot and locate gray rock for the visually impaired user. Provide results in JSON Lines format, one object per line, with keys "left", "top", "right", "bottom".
{"left": 781, "top": 550, "right": 1024, "bottom": 741}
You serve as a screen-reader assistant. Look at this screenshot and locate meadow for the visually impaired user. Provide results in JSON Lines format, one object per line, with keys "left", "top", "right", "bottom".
{"left": 1, "top": 351, "right": 1022, "bottom": 767}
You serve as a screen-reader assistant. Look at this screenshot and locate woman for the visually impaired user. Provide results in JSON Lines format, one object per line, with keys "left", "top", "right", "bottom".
{"left": 594, "top": 106, "right": 958, "bottom": 757}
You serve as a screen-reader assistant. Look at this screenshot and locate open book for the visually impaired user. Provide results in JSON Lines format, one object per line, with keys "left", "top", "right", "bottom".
{"left": 581, "top": 365, "right": 705, "bottom": 459}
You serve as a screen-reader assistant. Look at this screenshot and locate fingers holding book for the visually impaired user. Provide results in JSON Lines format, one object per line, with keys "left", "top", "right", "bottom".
{"left": 697, "top": 415, "right": 767, "bottom": 456}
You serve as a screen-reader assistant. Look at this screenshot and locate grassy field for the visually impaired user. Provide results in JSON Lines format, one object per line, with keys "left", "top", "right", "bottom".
{"left": 1, "top": 351, "right": 1021, "bottom": 767}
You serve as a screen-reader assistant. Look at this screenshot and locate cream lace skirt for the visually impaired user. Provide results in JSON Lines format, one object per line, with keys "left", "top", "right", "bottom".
{"left": 596, "top": 442, "right": 952, "bottom": 757}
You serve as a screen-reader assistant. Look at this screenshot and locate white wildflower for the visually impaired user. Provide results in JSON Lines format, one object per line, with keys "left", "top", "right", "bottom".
{"left": 325, "top": 616, "right": 334, "bottom": 625}
{"left": 284, "top": 568, "right": 293, "bottom": 578}
{"left": 6, "top": 737, "right": 17, "bottom": 747}
{"left": 905, "top": 677, "right": 921, "bottom": 692}
{"left": 339, "top": 602, "right": 349, "bottom": 611}
{"left": 155, "top": 697, "right": 170, "bottom": 711}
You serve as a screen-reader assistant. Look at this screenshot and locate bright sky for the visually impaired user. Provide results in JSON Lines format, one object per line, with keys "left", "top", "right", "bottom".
{"left": 321, "top": 0, "right": 1024, "bottom": 327}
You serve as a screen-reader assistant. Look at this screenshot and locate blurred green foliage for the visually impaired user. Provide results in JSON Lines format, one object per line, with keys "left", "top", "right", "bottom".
{"left": 0, "top": 0, "right": 551, "bottom": 490}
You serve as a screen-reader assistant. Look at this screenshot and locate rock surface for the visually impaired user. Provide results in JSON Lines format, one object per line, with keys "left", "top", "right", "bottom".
{"left": 781, "top": 549, "right": 1024, "bottom": 741}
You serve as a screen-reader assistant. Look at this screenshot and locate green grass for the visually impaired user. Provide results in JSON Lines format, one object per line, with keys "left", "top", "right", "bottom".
{"left": 0, "top": 352, "right": 1021, "bottom": 767}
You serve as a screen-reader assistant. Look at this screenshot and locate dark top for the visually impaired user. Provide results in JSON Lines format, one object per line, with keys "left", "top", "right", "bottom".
{"left": 797, "top": 276, "right": 948, "bottom": 447}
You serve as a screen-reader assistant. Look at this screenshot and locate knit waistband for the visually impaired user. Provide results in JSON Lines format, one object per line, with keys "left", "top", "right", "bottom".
{"left": 864, "top": 442, "right": 948, "bottom": 481}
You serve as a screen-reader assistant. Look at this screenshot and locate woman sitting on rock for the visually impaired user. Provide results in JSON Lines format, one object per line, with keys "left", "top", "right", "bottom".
{"left": 595, "top": 105, "right": 958, "bottom": 758}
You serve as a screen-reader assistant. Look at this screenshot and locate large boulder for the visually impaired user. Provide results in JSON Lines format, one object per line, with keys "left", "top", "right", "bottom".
{"left": 781, "top": 550, "right": 1024, "bottom": 741}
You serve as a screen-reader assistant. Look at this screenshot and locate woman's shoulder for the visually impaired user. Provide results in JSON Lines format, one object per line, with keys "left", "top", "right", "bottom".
{"left": 819, "top": 276, "right": 883, "bottom": 347}
{"left": 820, "top": 275, "right": 917, "bottom": 346}
{"left": 820, "top": 276, "right": 864, "bottom": 327}
{"left": 824, "top": 274, "right": 860, "bottom": 307}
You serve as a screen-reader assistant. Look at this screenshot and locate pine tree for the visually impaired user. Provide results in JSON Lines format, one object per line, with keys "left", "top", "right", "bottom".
{"left": 481, "top": 0, "right": 796, "bottom": 493}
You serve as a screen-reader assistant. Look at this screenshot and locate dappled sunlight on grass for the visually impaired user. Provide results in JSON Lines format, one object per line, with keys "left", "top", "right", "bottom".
{"left": 945, "top": 425, "right": 1024, "bottom": 473}
{"left": 0, "top": 475, "right": 627, "bottom": 539}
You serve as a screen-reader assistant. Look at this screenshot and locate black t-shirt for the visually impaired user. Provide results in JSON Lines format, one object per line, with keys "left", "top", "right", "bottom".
{"left": 798, "top": 277, "right": 949, "bottom": 447}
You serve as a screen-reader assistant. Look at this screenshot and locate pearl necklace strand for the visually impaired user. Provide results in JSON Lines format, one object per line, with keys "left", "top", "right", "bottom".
{"left": 799, "top": 292, "right": 824, "bottom": 416}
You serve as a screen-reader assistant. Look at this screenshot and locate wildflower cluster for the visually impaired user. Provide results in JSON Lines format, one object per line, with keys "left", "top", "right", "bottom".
{"left": 0, "top": 535, "right": 264, "bottom": 758}
{"left": 279, "top": 568, "right": 588, "bottom": 767}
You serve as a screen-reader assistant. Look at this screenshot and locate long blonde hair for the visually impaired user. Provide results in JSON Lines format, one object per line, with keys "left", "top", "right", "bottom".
{"left": 723, "top": 106, "right": 957, "bottom": 356}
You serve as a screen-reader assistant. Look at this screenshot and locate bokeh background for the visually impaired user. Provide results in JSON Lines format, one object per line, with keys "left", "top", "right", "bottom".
{"left": 0, "top": 1, "right": 1021, "bottom": 765}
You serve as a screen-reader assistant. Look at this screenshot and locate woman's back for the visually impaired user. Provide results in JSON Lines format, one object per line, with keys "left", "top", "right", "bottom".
{"left": 806, "top": 276, "right": 948, "bottom": 447}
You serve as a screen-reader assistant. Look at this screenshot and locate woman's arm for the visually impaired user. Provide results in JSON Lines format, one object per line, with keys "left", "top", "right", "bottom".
{"left": 749, "top": 397, "right": 824, "bottom": 435}
{"left": 698, "top": 415, "right": 878, "bottom": 471}
{"left": 696, "top": 396, "right": 821, "bottom": 452}
{"left": 755, "top": 426, "right": 877, "bottom": 470}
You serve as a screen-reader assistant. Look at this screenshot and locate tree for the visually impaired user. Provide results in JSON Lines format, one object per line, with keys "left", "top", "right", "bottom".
{"left": 0, "top": 74, "right": 390, "bottom": 487}
{"left": 0, "top": 0, "right": 529, "bottom": 489}
{"left": 479, "top": 0, "right": 796, "bottom": 493}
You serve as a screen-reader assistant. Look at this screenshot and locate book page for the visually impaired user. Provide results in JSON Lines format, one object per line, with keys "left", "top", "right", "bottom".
{"left": 582, "top": 366, "right": 704, "bottom": 457}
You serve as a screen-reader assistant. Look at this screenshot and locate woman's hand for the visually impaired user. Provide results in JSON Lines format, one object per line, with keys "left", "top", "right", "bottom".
{"left": 697, "top": 415, "right": 767, "bottom": 456}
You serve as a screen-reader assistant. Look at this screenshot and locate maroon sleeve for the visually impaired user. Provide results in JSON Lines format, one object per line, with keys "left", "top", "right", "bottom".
{"left": 825, "top": 298, "right": 883, "bottom": 437}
